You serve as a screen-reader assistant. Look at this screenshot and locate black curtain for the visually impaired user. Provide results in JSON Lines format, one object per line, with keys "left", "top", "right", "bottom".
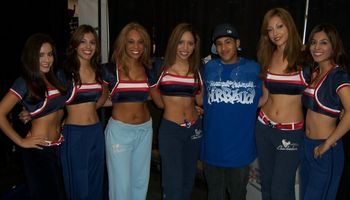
{"left": 1, "top": 0, "right": 70, "bottom": 96}
{"left": 107, "top": 0, "right": 307, "bottom": 60}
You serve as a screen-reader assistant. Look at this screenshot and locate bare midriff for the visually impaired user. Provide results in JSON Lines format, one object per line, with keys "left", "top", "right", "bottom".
{"left": 162, "top": 95, "right": 198, "bottom": 125}
{"left": 112, "top": 102, "right": 150, "bottom": 124}
{"left": 261, "top": 93, "right": 304, "bottom": 123}
{"left": 305, "top": 109, "right": 337, "bottom": 139}
{"left": 65, "top": 102, "right": 100, "bottom": 125}
{"left": 30, "top": 110, "right": 63, "bottom": 141}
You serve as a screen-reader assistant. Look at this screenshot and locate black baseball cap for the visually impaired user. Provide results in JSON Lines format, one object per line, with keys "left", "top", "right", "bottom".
{"left": 211, "top": 23, "right": 240, "bottom": 54}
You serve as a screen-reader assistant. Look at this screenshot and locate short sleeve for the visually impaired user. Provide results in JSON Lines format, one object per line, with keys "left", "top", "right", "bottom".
{"left": 9, "top": 77, "right": 27, "bottom": 100}
{"left": 101, "top": 62, "right": 116, "bottom": 84}
{"left": 333, "top": 68, "right": 350, "bottom": 93}
{"left": 55, "top": 68, "right": 68, "bottom": 85}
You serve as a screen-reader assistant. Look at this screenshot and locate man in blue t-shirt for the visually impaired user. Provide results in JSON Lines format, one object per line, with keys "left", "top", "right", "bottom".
{"left": 201, "top": 22, "right": 262, "bottom": 199}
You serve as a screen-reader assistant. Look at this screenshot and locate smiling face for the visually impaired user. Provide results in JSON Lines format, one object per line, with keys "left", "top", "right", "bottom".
{"left": 267, "top": 15, "right": 289, "bottom": 48}
{"left": 176, "top": 31, "right": 195, "bottom": 62}
{"left": 125, "top": 29, "right": 145, "bottom": 61}
{"left": 76, "top": 32, "right": 96, "bottom": 62}
{"left": 39, "top": 42, "right": 54, "bottom": 74}
{"left": 310, "top": 31, "right": 333, "bottom": 66}
{"left": 215, "top": 36, "right": 240, "bottom": 64}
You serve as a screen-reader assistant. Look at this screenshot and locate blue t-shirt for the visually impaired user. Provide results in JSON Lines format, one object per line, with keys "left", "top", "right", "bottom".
{"left": 201, "top": 57, "right": 262, "bottom": 167}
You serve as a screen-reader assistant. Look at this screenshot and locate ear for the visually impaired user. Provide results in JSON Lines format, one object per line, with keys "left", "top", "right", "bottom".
{"left": 236, "top": 39, "right": 241, "bottom": 48}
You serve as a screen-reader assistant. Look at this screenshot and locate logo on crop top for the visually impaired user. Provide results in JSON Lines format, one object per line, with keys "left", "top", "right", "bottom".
{"left": 207, "top": 80, "right": 256, "bottom": 105}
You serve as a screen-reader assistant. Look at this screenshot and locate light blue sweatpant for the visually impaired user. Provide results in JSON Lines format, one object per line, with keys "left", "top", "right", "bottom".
{"left": 105, "top": 117, "right": 153, "bottom": 200}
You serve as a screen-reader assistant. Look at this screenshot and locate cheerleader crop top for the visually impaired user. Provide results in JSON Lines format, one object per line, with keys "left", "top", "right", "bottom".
{"left": 101, "top": 63, "right": 151, "bottom": 103}
{"left": 56, "top": 69, "right": 103, "bottom": 105}
{"left": 152, "top": 69, "right": 203, "bottom": 97}
{"left": 9, "top": 77, "right": 67, "bottom": 119}
{"left": 265, "top": 66, "right": 310, "bottom": 95}
{"left": 302, "top": 65, "right": 350, "bottom": 118}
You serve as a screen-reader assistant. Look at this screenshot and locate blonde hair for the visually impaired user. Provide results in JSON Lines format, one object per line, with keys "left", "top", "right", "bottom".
{"left": 111, "top": 22, "right": 152, "bottom": 77}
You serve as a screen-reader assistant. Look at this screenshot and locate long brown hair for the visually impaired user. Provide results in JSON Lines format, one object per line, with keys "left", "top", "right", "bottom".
{"left": 64, "top": 24, "right": 102, "bottom": 86}
{"left": 257, "top": 7, "right": 302, "bottom": 79}
{"left": 111, "top": 22, "right": 152, "bottom": 77}
{"left": 21, "top": 33, "right": 66, "bottom": 100}
{"left": 163, "top": 23, "right": 201, "bottom": 81}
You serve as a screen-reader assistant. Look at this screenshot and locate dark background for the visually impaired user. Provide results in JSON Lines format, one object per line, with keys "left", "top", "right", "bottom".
{"left": 1, "top": 0, "right": 350, "bottom": 199}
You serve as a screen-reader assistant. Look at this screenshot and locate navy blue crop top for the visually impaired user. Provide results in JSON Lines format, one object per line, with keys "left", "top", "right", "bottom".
{"left": 65, "top": 82, "right": 103, "bottom": 105}
{"left": 153, "top": 69, "right": 203, "bottom": 97}
{"left": 302, "top": 65, "right": 350, "bottom": 118}
{"left": 101, "top": 63, "right": 151, "bottom": 103}
{"left": 56, "top": 69, "right": 103, "bottom": 105}
{"left": 9, "top": 77, "right": 67, "bottom": 119}
{"left": 265, "top": 66, "right": 310, "bottom": 95}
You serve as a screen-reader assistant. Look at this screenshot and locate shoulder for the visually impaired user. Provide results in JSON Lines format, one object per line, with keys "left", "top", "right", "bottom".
{"left": 10, "top": 77, "right": 27, "bottom": 98}
{"left": 101, "top": 62, "right": 115, "bottom": 71}
{"left": 330, "top": 66, "right": 350, "bottom": 86}
{"left": 101, "top": 62, "right": 116, "bottom": 76}
{"left": 240, "top": 57, "right": 260, "bottom": 67}
{"left": 239, "top": 57, "right": 261, "bottom": 74}
{"left": 55, "top": 68, "right": 69, "bottom": 84}
{"left": 11, "top": 77, "right": 26, "bottom": 89}
{"left": 204, "top": 58, "right": 220, "bottom": 68}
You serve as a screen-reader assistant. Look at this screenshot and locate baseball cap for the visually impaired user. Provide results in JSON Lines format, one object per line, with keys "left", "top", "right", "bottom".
{"left": 210, "top": 23, "right": 240, "bottom": 54}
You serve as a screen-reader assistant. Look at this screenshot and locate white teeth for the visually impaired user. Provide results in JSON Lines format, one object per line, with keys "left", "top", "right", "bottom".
{"left": 179, "top": 51, "right": 189, "bottom": 56}
{"left": 313, "top": 52, "right": 323, "bottom": 56}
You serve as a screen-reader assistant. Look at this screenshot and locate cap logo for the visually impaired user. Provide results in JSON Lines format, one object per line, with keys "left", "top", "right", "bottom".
{"left": 227, "top": 29, "right": 232, "bottom": 34}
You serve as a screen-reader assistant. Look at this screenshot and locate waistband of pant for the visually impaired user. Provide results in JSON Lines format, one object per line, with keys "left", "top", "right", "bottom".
{"left": 180, "top": 119, "right": 197, "bottom": 128}
{"left": 44, "top": 134, "right": 64, "bottom": 146}
{"left": 258, "top": 110, "right": 304, "bottom": 131}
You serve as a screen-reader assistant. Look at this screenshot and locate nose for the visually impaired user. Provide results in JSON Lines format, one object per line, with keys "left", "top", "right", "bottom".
{"left": 315, "top": 42, "right": 321, "bottom": 49}
{"left": 43, "top": 55, "right": 51, "bottom": 62}
{"left": 86, "top": 42, "right": 92, "bottom": 48}
{"left": 272, "top": 28, "right": 278, "bottom": 36}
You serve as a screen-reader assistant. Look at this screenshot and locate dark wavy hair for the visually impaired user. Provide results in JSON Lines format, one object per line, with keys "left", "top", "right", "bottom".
{"left": 63, "top": 24, "right": 102, "bottom": 86}
{"left": 304, "top": 23, "right": 348, "bottom": 71}
{"left": 21, "top": 33, "right": 66, "bottom": 100}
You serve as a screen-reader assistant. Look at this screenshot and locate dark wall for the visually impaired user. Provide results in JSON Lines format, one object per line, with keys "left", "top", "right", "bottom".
{"left": 1, "top": 0, "right": 70, "bottom": 97}
{"left": 108, "top": 0, "right": 350, "bottom": 61}
{"left": 108, "top": 0, "right": 306, "bottom": 60}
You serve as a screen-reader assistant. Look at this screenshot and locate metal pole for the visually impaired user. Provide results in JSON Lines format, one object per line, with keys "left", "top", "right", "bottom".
{"left": 302, "top": 0, "right": 310, "bottom": 44}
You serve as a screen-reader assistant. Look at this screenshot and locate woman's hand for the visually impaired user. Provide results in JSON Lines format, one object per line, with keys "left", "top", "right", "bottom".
{"left": 20, "top": 133, "right": 48, "bottom": 149}
{"left": 18, "top": 107, "right": 32, "bottom": 124}
{"left": 195, "top": 105, "right": 204, "bottom": 116}
{"left": 313, "top": 141, "right": 335, "bottom": 158}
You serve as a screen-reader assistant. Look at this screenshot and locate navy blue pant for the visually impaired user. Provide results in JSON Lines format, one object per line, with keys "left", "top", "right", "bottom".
{"left": 22, "top": 146, "right": 66, "bottom": 200}
{"left": 204, "top": 163, "right": 249, "bottom": 200}
{"left": 255, "top": 120, "right": 303, "bottom": 200}
{"left": 158, "top": 118, "right": 202, "bottom": 200}
{"left": 300, "top": 136, "right": 344, "bottom": 200}
{"left": 60, "top": 123, "right": 105, "bottom": 200}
